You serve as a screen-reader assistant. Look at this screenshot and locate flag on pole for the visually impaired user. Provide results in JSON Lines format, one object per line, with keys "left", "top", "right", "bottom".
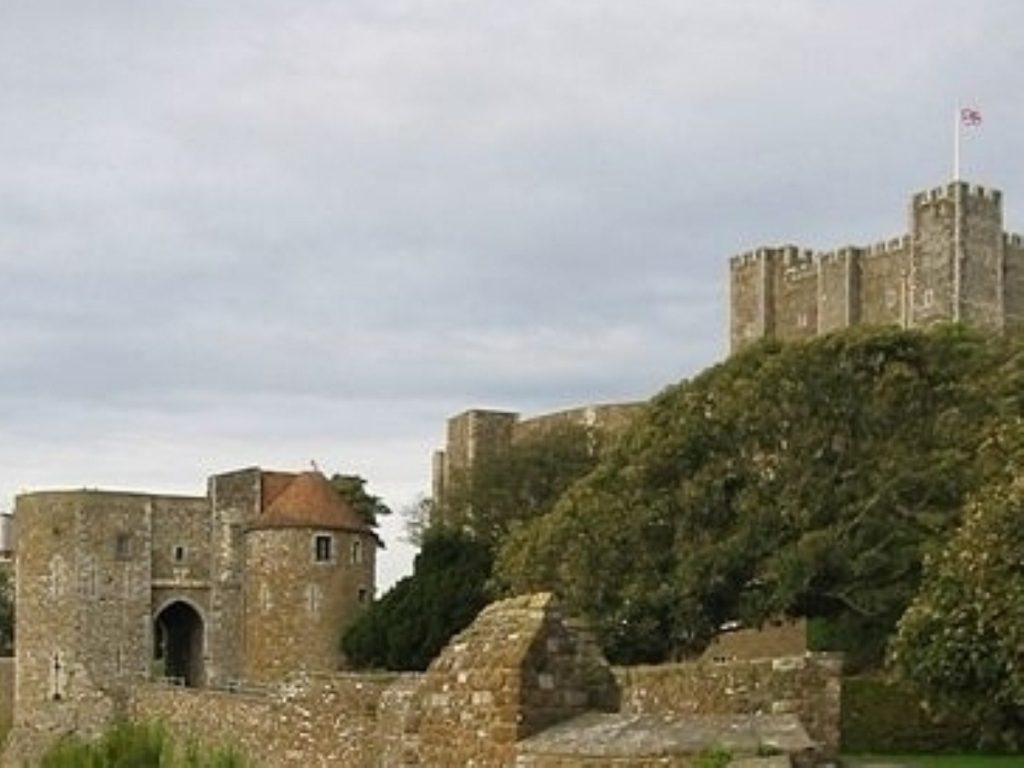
{"left": 960, "top": 107, "right": 983, "bottom": 127}
{"left": 954, "top": 106, "right": 982, "bottom": 180}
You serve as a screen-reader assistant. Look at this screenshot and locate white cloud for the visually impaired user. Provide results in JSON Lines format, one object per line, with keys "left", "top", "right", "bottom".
{"left": 1, "top": 1, "right": 1023, "bottom": 587}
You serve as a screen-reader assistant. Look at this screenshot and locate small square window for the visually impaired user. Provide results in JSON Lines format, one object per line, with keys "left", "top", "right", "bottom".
{"left": 314, "top": 534, "right": 333, "bottom": 563}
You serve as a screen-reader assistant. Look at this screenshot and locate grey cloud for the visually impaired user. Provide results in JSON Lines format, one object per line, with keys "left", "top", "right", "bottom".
{"left": 2, "top": 1, "right": 1024, "bottom": 586}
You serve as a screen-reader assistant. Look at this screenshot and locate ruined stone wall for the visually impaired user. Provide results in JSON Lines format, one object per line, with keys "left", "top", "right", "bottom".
{"left": 131, "top": 673, "right": 405, "bottom": 768}
{"left": 613, "top": 653, "right": 843, "bottom": 758}
{"left": 243, "top": 528, "right": 374, "bottom": 682}
{"left": 1003, "top": 234, "right": 1024, "bottom": 329}
{"left": 416, "top": 594, "right": 617, "bottom": 768}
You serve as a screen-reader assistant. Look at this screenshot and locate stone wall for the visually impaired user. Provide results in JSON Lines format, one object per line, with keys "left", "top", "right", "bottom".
{"left": 243, "top": 527, "right": 373, "bottom": 682}
{"left": 132, "top": 673, "right": 404, "bottom": 768}
{"left": 5, "top": 592, "right": 843, "bottom": 767}
{"left": 0, "top": 658, "right": 12, "bottom": 747}
{"left": 699, "top": 620, "right": 807, "bottom": 663}
{"left": 416, "top": 594, "right": 618, "bottom": 768}
{"left": 729, "top": 180, "right": 1021, "bottom": 352}
{"left": 1004, "top": 234, "right": 1024, "bottom": 328}
{"left": 432, "top": 404, "right": 642, "bottom": 521}
{"left": 613, "top": 653, "right": 843, "bottom": 759}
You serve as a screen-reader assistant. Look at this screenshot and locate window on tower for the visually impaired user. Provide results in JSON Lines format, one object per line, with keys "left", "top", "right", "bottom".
{"left": 314, "top": 533, "right": 333, "bottom": 563}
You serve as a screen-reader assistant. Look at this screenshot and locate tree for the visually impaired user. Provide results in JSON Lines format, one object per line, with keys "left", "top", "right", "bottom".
{"left": 889, "top": 465, "right": 1024, "bottom": 747}
{"left": 497, "top": 326, "right": 1006, "bottom": 663}
{"left": 439, "top": 421, "right": 605, "bottom": 546}
{"left": 400, "top": 495, "right": 433, "bottom": 547}
{"left": 341, "top": 528, "right": 492, "bottom": 670}
{"left": 328, "top": 473, "right": 391, "bottom": 528}
{"left": 0, "top": 566, "right": 12, "bottom": 656}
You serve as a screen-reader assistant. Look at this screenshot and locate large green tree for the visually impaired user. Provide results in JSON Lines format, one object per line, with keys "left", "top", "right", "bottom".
{"left": 497, "top": 326, "right": 1007, "bottom": 663}
{"left": 341, "top": 528, "right": 492, "bottom": 671}
{"left": 439, "top": 420, "right": 604, "bottom": 545}
{"left": 889, "top": 426, "right": 1024, "bottom": 747}
{"left": 329, "top": 473, "right": 391, "bottom": 528}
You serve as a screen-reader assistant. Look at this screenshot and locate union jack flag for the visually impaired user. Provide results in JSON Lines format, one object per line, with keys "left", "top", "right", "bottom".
{"left": 960, "top": 107, "right": 983, "bottom": 126}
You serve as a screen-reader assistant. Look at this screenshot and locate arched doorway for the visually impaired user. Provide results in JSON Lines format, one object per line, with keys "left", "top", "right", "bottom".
{"left": 153, "top": 600, "right": 205, "bottom": 687}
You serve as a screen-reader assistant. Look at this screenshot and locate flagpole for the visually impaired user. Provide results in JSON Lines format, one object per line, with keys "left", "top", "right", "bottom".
{"left": 953, "top": 105, "right": 961, "bottom": 181}
{"left": 953, "top": 104, "right": 962, "bottom": 322}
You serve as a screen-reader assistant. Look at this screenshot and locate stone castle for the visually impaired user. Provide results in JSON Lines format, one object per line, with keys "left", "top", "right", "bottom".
{"left": 431, "top": 402, "right": 641, "bottom": 517}
{"left": 730, "top": 180, "right": 1024, "bottom": 351}
{"left": 5, "top": 466, "right": 378, "bottom": 757}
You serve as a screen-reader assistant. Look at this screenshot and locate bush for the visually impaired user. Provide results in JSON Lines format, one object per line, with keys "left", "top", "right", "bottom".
{"left": 39, "top": 721, "right": 246, "bottom": 768}
{"left": 841, "top": 676, "right": 978, "bottom": 754}
{"left": 342, "top": 528, "right": 492, "bottom": 670}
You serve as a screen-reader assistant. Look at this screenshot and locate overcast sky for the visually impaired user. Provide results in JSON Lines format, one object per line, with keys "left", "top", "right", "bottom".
{"left": 2, "top": 1, "right": 1023, "bottom": 588}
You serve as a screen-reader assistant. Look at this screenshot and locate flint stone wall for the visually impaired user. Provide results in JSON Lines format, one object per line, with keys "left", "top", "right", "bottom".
{"left": 613, "top": 653, "right": 843, "bottom": 758}
{"left": 132, "top": 672, "right": 409, "bottom": 768}
{"left": 7, "top": 593, "right": 842, "bottom": 767}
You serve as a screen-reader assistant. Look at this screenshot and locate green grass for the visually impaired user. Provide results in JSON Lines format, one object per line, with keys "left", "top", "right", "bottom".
{"left": 39, "top": 720, "right": 246, "bottom": 768}
{"left": 843, "top": 755, "right": 1024, "bottom": 768}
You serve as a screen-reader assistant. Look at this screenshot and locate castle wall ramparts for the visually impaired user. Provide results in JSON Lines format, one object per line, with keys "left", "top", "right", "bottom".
{"left": 730, "top": 180, "right": 1021, "bottom": 351}
{"left": 101, "top": 597, "right": 842, "bottom": 768}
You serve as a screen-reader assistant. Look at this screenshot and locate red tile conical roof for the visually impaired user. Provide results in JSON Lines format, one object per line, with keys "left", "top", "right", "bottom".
{"left": 249, "top": 471, "right": 371, "bottom": 533}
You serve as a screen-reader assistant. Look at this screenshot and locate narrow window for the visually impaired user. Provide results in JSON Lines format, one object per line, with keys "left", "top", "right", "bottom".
{"left": 306, "top": 584, "right": 321, "bottom": 615}
{"left": 259, "top": 583, "right": 272, "bottom": 612}
{"left": 115, "top": 533, "right": 131, "bottom": 560}
{"left": 350, "top": 539, "right": 363, "bottom": 565}
{"left": 173, "top": 545, "right": 186, "bottom": 563}
{"left": 922, "top": 288, "right": 935, "bottom": 309}
{"left": 358, "top": 587, "right": 368, "bottom": 605}
{"left": 314, "top": 534, "right": 333, "bottom": 563}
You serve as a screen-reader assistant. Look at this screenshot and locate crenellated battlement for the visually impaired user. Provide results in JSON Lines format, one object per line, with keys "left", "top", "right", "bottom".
{"left": 865, "top": 235, "right": 911, "bottom": 257}
{"left": 730, "top": 178, "right": 1021, "bottom": 354}
{"left": 913, "top": 181, "right": 1002, "bottom": 207}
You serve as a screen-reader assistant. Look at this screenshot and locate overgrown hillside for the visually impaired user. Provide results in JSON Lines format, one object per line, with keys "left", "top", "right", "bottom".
{"left": 496, "top": 325, "right": 1024, "bottom": 666}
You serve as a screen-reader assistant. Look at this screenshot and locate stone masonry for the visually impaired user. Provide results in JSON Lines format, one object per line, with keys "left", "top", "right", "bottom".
{"left": 730, "top": 180, "right": 1024, "bottom": 352}
{"left": 27, "top": 593, "right": 845, "bottom": 767}
{"left": 2, "top": 467, "right": 379, "bottom": 765}
{"left": 432, "top": 402, "right": 642, "bottom": 520}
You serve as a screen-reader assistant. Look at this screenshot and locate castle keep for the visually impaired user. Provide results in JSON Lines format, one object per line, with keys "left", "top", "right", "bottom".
{"left": 9, "top": 467, "right": 377, "bottom": 750}
{"left": 730, "top": 181, "right": 1024, "bottom": 351}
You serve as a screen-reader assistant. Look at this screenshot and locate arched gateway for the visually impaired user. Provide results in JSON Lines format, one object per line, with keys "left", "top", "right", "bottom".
{"left": 153, "top": 600, "right": 205, "bottom": 687}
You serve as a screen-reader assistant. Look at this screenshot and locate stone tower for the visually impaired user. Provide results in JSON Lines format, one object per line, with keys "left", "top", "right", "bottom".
{"left": 729, "top": 180, "right": 1024, "bottom": 352}
{"left": 243, "top": 471, "right": 377, "bottom": 682}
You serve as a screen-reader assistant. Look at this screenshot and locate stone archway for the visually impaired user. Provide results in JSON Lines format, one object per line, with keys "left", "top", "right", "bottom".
{"left": 153, "top": 600, "right": 205, "bottom": 687}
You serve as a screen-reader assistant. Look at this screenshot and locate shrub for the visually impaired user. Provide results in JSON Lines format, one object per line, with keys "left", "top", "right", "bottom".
{"left": 39, "top": 720, "right": 246, "bottom": 768}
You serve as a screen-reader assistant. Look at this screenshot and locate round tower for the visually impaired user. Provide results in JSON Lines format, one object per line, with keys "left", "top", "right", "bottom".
{"left": 242, "top": 471, "right": 376, "bottom": 682}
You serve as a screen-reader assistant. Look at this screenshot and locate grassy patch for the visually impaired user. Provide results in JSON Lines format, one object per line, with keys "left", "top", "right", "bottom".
{"left": 843, "top": 756, "right": 1024, "bottom": 768}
